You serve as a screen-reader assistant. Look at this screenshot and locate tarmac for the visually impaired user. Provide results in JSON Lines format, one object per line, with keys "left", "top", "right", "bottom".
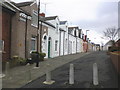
{"left": 1, "top": 52, "right": 91, "bottom": 88}
{"left": 22, "top": 51, "right": 119, "bottom": 88}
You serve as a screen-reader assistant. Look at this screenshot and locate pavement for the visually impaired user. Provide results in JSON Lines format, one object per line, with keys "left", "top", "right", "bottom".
{"left": 22, "top": 51, "right": 119, "bottom": 88}
{"left": 1, "top": 52, "right": 91, "bottom": 88}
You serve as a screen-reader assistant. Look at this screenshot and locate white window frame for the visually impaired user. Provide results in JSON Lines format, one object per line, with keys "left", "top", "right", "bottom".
{"left": 0, "top": 40, "right": 4, "bottom": 52}
{"left": 31, "top": 10, "right": 38, "bottom": 28}
{"left": 30, "top": 37, "right": 37, "bottom": 52}
{"left": 55, "top": 40, "right": 58, "bottom": 51}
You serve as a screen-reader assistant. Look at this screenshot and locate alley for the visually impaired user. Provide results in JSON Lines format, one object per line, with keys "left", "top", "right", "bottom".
{"left": 22, "top": 51, "right": 119, "bottom": 88}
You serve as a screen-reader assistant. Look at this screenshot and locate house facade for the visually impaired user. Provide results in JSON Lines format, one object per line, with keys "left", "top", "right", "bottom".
{"left": 1, "top": 0, "right": 97, "bottom": 65}
{"left": 103, "top": 40, "right": 114, "bottom": 50}
{"left": 1, "top": 1, "right": 17, "bottom": 62}
{"left": 59, "top": 21, "right": 68, "bottom": 56}
{"left": 44, "top": 16, "right": 60, "bottom": 58}
{"left": 83, "top": 35, "right": 88, "bottom": 52}
{"left": 68, "top": 26, "right": 81, "bottom": 54}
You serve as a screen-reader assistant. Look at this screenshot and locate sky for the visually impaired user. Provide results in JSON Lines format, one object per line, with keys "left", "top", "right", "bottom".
{"left": 11, "top": 0, "right": 119, "bottom": 45}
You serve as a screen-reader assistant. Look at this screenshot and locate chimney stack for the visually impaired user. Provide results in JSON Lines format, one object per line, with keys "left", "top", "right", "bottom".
{"left": 39, "top": 13, "right": 45, "bottom": 17}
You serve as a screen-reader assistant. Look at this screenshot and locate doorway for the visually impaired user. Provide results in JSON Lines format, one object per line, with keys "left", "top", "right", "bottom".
{"left": 48, "top": 37, "right": 51, "bottom": 58}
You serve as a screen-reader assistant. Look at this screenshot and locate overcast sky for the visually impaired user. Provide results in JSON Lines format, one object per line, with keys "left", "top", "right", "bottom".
{"left": 11, "top": 0, "right": 119, "bottom": 45}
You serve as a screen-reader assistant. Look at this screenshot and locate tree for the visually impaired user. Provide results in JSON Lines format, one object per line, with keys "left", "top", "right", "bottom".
{"left": 103, "top": 26, "right": 118, "bottom": 40}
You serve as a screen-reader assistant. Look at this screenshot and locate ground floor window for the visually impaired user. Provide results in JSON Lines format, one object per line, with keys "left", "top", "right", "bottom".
{"left": 55, "top": 40, "right": 58, "bottom": 51}
{"left": 0, "top": 40, "right": 4, "bottom": 51}
{"left": 65, "top": 39, "right": 67, "bottom": 51}
{"left": 31, "top": 37, "right": 36, "bottom": 51}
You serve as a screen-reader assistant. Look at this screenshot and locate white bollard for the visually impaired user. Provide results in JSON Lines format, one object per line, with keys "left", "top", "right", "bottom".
{"left": 43, "top": 71, "right": 55, "bottom": 85}
{"left": 93, "top": 63, "right": 99, "bottom": 85}
{"left": 43, "top": 64, "right": 55, "bottom": 85}
{"left": 69, "top": 64, "right": 74, "bottom": 84}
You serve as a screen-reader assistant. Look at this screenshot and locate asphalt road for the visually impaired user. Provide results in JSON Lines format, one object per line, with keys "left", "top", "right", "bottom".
{"left": 22, "top": 51, "right": 119, "bottom": 88}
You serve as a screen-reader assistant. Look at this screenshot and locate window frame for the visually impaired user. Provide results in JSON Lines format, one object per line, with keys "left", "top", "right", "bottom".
{"left": 31, "top": 37, "right": 37, "bottom": 52}
{"left": 55, "top": 40, "right": 58, "bottom": 51}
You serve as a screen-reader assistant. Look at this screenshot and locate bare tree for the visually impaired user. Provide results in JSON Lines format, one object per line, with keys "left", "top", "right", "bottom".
{"left": 103, "top": 26, "right": 118, "bottom": 40}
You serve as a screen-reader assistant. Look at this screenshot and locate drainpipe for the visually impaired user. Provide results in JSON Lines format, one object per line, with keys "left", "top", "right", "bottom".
{"left": 68, "top": 33, "right": 69, "bottom": 54}
{"left": 63, "top": 31, "right": 65, "bottom": 55}
{"left": 59, "top": 30, "right": 61, "bottom": 56}
{"left": 40, "top": 21, "right": 42, "bottom": 52}
{"left": 9, "top": 15, "right": 12, "bottom": 59}
{"left": 25, "top": 15, "right": 28, "bottom": 58}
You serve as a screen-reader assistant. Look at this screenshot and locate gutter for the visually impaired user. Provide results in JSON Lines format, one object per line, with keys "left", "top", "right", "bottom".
{"left": 5, "top": 0, "right": 22, "bottom": 11}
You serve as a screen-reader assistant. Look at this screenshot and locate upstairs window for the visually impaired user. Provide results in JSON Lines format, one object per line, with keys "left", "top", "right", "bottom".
{"left": 31, "top": 10, "right": 38, "bottom": 27}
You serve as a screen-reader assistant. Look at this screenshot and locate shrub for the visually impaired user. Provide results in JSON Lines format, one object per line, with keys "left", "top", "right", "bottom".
{"left": 9, "top": 56, "right": 27, "bottom": 68}
{"left": 39, "top": 52, "right": 46, "bottom": 61}
{"left": 30, "top": 51, "right": 46, "bottom": 61}
{"left": 18, "top": 57, "right": 27, "bottom": 65}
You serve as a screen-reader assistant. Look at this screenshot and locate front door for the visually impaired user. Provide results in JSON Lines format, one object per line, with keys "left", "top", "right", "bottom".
{"left": 48, "top": 40, "right": 51, "bottom": 58}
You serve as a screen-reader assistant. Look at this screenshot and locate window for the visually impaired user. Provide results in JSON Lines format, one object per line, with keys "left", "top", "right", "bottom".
{"left": 56, "top": 23, "right": 59, "bottom": 33}
{"left": 65, "top": 39, "right": 67, "bottom": 50}
{"left": 74, "top": 30, "right": 76, "bottom": 37}
{"left": 31, "top": 37, "right": 36, "bottom": 51}
{"left": 31, "top": 10, "right": 38, "bottom": 27}
{"left": 55, "top": 40, "right": 58, "bottom": 51}
{"left": 0, "top": 40, "right": 4, "bottom": 51}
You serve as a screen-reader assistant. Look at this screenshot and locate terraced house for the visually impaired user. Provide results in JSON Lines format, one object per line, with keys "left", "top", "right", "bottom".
{"left": 1, "top": 0, "right": 97, "bottom": 70}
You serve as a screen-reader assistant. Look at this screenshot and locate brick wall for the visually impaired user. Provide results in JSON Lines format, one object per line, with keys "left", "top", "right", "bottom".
{"left": 2, "top": 10, "right": 12, "bottom": 61}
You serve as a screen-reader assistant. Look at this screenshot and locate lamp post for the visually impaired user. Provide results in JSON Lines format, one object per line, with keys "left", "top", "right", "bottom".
{"left": 37, "top": 0, "right": 40, "bottom": 52}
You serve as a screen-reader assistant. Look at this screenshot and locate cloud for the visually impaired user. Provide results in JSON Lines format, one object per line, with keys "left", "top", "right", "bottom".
{"left": 74, "top": 2, "right": 118, "bottom": 32}
{"left": 11, "top": 0, "right": 119, "bottom": 44}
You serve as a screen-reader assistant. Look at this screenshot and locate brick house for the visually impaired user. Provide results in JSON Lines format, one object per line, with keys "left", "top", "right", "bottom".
{"left": 83, "top": 35, "right": 88, "bottom": 52}
{"left": 11, "top": 1, "right": 49, "bottom": 58}
{"left": 1, "top": 1, "right": 53, "bottom": 61}
{"left": 0, "top": 1, "right": 17, "bottom": 62}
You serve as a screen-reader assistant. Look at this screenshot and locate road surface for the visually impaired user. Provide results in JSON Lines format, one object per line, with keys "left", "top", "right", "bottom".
{"left": 22, "top": 51, "right": 119, "bottom": 88}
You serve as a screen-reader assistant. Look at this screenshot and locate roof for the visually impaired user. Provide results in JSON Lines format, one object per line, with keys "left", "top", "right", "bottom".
{"left": 68, "top": 26, "right": 79, "bottom": 30}
{"left": 39, "top": 16, "right": 56, "bottom": 28}
{"left": 16, "top": 1, "right": 33, "bottom": 7}
{"left": 105, "top": 40, "right": 115, "bottom": 46}
{"left": 1, "top": 2, "right": 16, "bottom": 12}
{"left": 59, "top": 28, "right": 65, "bottom": 32}
{"left": 95, "top": 44, "right": 100, "bottom": 46}
{"left": 60, "top": 21, "right": 67, "bottom": 25}
{"left": 1, "top": 1, "right": 21, "bottom": 13}
{"left": 44, "top": 16, "right": 58, "bottom": 21}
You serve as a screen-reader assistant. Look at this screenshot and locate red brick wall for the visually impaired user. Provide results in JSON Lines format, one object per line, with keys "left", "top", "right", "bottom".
{"left": 83, "top": 41, "right": 88, "bottom": 52}
{"left": 2, "top": 10, "right": 11, "bottom": 61}
{"left": 0, "top": 10, "right": 2, "bottom": 40}
{"left": 110, "top": 52, "right": 120, "bottom": 74}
